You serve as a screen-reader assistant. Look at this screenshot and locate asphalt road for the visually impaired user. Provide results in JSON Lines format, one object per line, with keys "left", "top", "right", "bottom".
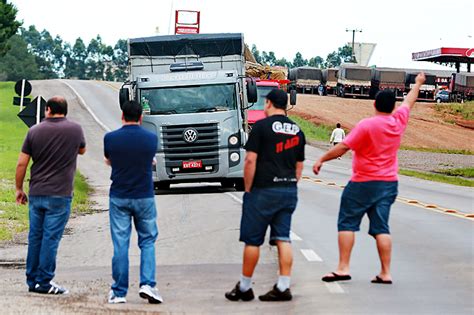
{"left": 0, "top": 79, "right": 472, "bottom": 314}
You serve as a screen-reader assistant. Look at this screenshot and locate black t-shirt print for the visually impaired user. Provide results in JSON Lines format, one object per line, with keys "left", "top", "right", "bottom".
{"left": 245, "top": 115, "right": 306, "bottom": 188}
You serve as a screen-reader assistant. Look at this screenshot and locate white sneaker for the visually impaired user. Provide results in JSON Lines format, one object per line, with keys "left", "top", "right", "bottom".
{"left": 108, "top": 290, "right": 127, "bottom": 304}
{"left": 139, "top": 285, "right": 163, "bottom": 304}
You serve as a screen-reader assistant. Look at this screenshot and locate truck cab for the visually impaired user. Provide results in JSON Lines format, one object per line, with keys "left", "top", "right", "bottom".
{"left": 248, "top": 80, "right": 280, "bottom": 126}
{"left": 119, "top": 33, "right": 257, "bottom": 190}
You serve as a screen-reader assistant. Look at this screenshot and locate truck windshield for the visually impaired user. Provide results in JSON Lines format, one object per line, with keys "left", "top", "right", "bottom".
{"left": 253, "top": 86, "right": 275, "bottom": 110}
{"left": 140, "top": 83, "right": 237, "bottom": 115}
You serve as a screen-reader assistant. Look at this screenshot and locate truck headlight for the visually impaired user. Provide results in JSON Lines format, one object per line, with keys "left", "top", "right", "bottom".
{"left": 229, "top": 135, "right": 239, "bottom": 146}
{"left": 230, "top": 152, "right": 240, "bottom": 162}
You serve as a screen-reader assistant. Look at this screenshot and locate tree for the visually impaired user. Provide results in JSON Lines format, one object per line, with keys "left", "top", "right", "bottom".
{"left": 0, "top": 34, "right": 41, "bottom": 81}
{"left": 0, "top": 0, "right": 21, "bottom": 56}
{"left": 292, "top": 52, "right": 308, "bottom": 68}
{"left": 64, "top": 37, "right": 87, "bottom": 79}
{"left": 274, "top": 57, "right": 292, "bottom": 68}
{"left": 113, "top": 39, "right": 128, "bottom": 82}
{"left": 261, "top": 51, "right": 277, "bottom": 66}
{"left": 308, "top": 56, "right": 325, "bottom": 68}
{"left": 338, "top": 44, "right": 353, "bottom": 63}
{"left": 325, "top": 51, "right": 341, "bottom": 68}
{"left": 251, "top": 44, "right": 262, "bottom": 64}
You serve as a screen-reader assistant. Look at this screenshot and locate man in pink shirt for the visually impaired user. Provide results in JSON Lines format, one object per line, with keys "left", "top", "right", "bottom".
{"left": 313, "top": 72, "right": 426, "bottom": 284}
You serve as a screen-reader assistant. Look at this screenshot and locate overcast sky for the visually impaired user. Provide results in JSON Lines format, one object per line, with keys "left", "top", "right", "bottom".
{"left": 11, "top": 0, "right": 474, "bottom": 70}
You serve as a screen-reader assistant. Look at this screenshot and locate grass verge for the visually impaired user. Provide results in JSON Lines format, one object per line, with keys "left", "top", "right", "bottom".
{"left": 289, "top": 115, "right": 333, "bottom": 142}
{"left": 434, "top": 101, "right": 474, "bottom": 121}
{"left": 0, "top": 82, "right": 91, "bottom": 241}
{"left": 435, "top": 167, "right": 474, "bottom": 178}
{"left": 399, "top": 169, "right": 474, "bottom": 187}
{"left": 400, "top": 146, "right": 474, "bottom": 155}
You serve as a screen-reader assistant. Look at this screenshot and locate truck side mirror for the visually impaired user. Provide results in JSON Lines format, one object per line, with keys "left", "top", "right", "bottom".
{"left": 290, "top": 89, "right": 297, "bottom": 106}
{"left": 119, "top": 88, "right": 130, "bottom": 109}
{"left": 246, "top": 78, "right": 258, "bottom": 103}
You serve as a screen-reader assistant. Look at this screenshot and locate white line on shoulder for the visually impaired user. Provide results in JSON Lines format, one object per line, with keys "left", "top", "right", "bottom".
{"left": 324, "top": 282, "right": 345, "bottom": 294}
{"left": 300, "top": 249, "right": 323, "bottom": 262}
{"left": 60, "top": 80, "right": 111, "bottom": 132}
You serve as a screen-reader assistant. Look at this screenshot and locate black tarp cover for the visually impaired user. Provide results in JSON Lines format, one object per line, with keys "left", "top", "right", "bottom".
{"left": 129, "top": 33, "right": 244, "bottom": 58}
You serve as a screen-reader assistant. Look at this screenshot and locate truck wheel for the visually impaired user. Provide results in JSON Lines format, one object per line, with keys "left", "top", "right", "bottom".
{"left": 235, "top": 179, "right": 245, "bottom": 192}
{"left": 155, "top": 182, "right": 170, "bottom": 190}
{"left": 436, "top": 98, "right": 441, "bottom": 103}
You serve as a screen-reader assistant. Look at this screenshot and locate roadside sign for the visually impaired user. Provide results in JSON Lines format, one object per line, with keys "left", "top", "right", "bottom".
{"left": 14, "top": 79, "right": 32, "bottom": 96}
{"left": 13, "top": 79, "right": 32, "bottom": 112}
{"left": 18, "top": 96, "right": 46, "bottom": 128}
{"left": 13, "top": 96, "right": 31, "bottom": 106}
{"left": 175, "top": 10, "right": 200, "bottom": 35}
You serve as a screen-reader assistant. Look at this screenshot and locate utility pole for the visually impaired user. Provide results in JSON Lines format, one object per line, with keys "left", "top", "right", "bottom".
{"left": 346, "top": 28, "right": 362, "bottom": 63}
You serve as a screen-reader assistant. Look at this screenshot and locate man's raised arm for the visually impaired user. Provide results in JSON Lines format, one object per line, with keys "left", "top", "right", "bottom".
{"left": 404, "top": 72, "right": 426, "bottom": 110}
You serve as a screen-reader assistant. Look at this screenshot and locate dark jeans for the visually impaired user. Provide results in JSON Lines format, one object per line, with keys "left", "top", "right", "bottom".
{"left": 109, "top": 197, "right": 158, "bottom": 297}
{"left": 240, "top": 186, "right": 298, "bottom": 246}
{"left": 26, "top": 196, "right": 72, "bottom": 288}
{"left": 338, "top": 181, "right": 398, "bottom": 236}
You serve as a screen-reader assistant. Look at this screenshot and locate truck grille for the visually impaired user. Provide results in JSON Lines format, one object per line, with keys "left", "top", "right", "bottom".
{"left": 161, "top": 123, "right": 220, "bottom": 171}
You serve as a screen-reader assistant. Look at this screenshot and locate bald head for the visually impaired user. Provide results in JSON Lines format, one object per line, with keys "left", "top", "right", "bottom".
{"left": 46, "top": 96, "right": 68, "bottom": 117}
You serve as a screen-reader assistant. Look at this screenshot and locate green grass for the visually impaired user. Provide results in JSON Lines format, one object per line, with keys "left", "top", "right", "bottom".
{"left": 400, "top": 146, "right": 474, "bottom": 155}
{"left": 289, "top": 115, "right": 334, "bottom": 142}
{"left": 0, "top": 82, "right": 91, "bottom": 241}
{"left": 399, "top": 169, "right": 474, "bottom": 187}
{"left": 434, "top": 101, "right": 474, "bottom": 120}
{"left": 436, "top": 167, "right": 474, "bottom": 178}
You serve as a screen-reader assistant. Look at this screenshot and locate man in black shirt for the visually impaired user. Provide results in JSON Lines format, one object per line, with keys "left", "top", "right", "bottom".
{"left": 225, "top": 89, "right": 305, "bottom": 302}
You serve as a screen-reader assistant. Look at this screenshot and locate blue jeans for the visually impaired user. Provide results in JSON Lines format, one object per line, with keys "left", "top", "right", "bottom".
{"left": 26, "top": 196, "right": 72, "bottom": 288}
{"left": 240, "top": 186, "right": 298, "bottom": 246}
{"left": 109, "top": 197, "right": 158, "bottom": 297}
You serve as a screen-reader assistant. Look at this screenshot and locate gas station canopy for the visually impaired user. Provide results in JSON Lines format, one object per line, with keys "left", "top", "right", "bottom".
{"left": 412, "top": 47, "right": 473, "bottom": 72}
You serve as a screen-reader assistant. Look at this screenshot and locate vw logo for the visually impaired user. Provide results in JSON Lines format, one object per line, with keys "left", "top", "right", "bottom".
{"left": 183, "top": 128, "right": 198, "bottom": 143}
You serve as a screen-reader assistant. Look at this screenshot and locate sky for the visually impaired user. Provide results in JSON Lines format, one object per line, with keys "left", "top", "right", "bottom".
{"left": 11, "top": 0, "right": 474, "bottom": 71}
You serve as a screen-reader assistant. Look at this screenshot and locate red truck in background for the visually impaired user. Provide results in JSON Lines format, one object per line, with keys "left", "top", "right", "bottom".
{"left": 248, "top": 79, "right": 290, "bottom": 127}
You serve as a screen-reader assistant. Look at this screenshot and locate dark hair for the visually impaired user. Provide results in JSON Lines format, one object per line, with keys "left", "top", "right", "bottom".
{"left": 266, "top": 89, "right": 288, "bottom": 109}
{"left": 122, "top": 100, "right": 142, "bottom": 122}
{"left": 336, "top": 123, "right": 341, "bottom": 128}
{"left": 375, "top": 90, "right": 396, "bottom": 113}
{"left": 46, "top": 97, "right": 68, "bottom": 115}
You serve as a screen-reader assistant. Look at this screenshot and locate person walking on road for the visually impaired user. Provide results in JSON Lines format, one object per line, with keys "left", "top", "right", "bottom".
{"left": 103, "top": 100, "right": 162, "bottom": 304}
{"left": 330, "top": 123, "right": 345, "bottom": 146}
{"left": 313, "top": 73, "right": 426, "bottom": 285}
{"left": 15, "top": 96, "right": 86, "bottom": 295}
{"left": 225, "top": 89, "right": 306, "bottom": 302}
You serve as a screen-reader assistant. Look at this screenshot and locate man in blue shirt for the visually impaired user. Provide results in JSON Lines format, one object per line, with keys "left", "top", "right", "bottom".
{"left": 104, "top": 100, "right": 162, "bottom": 304}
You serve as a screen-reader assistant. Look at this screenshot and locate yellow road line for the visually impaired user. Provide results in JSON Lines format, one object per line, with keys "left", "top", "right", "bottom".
{"left": 302, "top": 176, "right": 473, "bottom": 221}
{"left": 97, "top": 80, "right": 120, "bottom": 91}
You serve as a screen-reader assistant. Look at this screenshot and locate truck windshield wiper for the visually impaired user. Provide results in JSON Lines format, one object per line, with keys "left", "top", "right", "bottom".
{"left": 196, "top": 106, "right": 228, "bottom": 113}
{"left": 151, "top": 110, "right": 177, "bottom": 115}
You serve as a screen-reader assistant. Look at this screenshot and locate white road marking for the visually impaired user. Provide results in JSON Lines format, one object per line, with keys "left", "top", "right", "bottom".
{"left": 300, "top": 249, "right": 323, "bottom": 262}
{"left": 324, "top": 282, "right": 345, "bottom": 294}
{"left": 225, "top": 192, "right": 243, "bottom": 204}
{"left": 60, "top": 80, "right": 111, "bottom": 132}
{"left": 290, "top": 231, "right": 302, "bottom": 241}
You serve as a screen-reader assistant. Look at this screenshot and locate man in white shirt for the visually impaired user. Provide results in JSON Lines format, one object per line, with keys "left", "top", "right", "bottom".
{"left": 330, "top": 123, "right": 345, "bottom": 145}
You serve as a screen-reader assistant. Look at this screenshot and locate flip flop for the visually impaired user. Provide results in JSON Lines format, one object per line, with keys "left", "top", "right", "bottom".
{"left": 371, "top": 275, "right": 393, "bottom": 284}
{"left": 322, "top": 272, "right": 352, "bottom": 282}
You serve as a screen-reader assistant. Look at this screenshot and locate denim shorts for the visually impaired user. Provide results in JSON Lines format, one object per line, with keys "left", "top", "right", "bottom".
{"left": 239, "top": 186, "right": 298, "bottom": 246}
{"left": 338, "top": 181, "right": 398, "bottom": 236}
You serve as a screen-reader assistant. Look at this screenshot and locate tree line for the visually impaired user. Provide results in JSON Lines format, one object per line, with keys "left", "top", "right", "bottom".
{"left": 250, "top": 44, "right": 353, "bottom": 69}
{"left": 1, "top": 1, "right": 353, "bottom": 82}
{"left": 0, "top": 26, "right": 128, "bottom": 82}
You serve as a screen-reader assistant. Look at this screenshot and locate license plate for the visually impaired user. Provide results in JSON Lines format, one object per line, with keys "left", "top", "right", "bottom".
{"left": 182, "top": 160, "right": 202, "bottom": 169}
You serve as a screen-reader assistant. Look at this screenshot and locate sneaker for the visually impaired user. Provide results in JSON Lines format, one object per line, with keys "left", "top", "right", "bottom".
{"left": 139, "top": 285, "right": 163, "bottom": 304}
{"left": 108, "top": 290, "right": 127, "bottom": 304}
{"left": 259, "top": 284, "right": 292, "bottom": 302}
{"left": 32, "top": 281, "right": 69, "bottom": 295}
{"left": 225, "top": 282, "right": 255, "bottom": 302}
